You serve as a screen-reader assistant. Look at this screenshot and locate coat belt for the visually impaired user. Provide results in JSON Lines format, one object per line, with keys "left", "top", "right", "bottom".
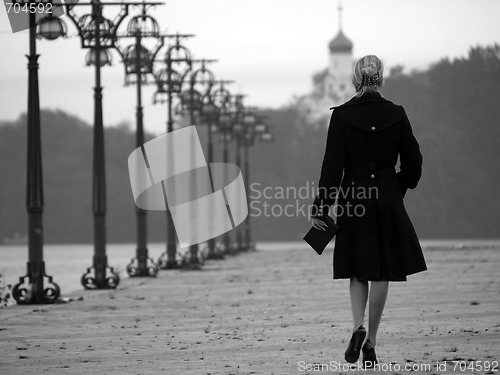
{"left": 344, "top": 166, "right": 396, "bottom": 179}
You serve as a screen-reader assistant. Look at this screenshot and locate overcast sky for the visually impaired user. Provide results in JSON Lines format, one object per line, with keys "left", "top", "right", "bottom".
{"left": 1, "top": 0, "right": 499, "bottom": 135}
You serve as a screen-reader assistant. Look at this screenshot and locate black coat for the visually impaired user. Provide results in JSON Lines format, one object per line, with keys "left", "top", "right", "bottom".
{"left": 313, "top": 91, "right": 427, "bottom": 281}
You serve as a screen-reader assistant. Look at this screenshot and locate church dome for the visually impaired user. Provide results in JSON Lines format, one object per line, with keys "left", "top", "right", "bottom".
{"left": 328, "top": 30, "right": 353, "bottom": 53}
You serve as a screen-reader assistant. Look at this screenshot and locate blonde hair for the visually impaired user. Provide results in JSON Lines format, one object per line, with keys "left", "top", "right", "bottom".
{"left": 352, "top": 55, "right": 384, "bottom": 97}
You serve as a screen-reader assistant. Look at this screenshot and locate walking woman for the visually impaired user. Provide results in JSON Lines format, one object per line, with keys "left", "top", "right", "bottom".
{"left": 311, "top": 55, "right": 427, "bottom": 367}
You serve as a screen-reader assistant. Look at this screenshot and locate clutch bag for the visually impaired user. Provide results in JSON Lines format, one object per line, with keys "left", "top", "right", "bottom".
{"left": 303, "top": 214, "right": 339, "bottom": 255}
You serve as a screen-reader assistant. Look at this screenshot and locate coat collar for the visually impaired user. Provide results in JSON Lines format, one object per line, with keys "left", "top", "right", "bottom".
{"left": 329, "top": 91, "right": 390, "bottom": 110}
{"left": 329, "top": 91, "right": 400, "bottom": 132}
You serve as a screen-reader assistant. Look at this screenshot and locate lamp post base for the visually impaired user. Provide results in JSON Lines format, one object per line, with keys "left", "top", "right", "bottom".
{"left": 234, "top": 231, "right": 244, "bottom": 254}
{"left": 126, "top": 252, "right": 159, "bottom": 277}
{"left": 178, "top": 245, "right": 203, "bottom": 269}
{"left": 205, "top": 238, "right": 216, "bottom": 259}
{"left": 12, "top": 261, "right": 60, "bottom": 304}
{"left": 157, "top": 251, "right": 179, "bottom": 269}
{"left": 81, "top": 255, "right": 120, "bottom": 289}
{"left": 180, "top": 259, "right": 203, "bottom": 270}
{"left": 203, "top": 239, "right": 225, "bottom": 260}
{"left": 186, "top": 244, "right": 201, "bottom": 267}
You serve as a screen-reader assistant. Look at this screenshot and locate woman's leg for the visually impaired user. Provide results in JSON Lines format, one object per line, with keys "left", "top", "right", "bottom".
{"left": 349, "top": 278, "right": 368, "bottom": 331}
{"left": 367, "top": 281, "right": 389, "bottom": 346}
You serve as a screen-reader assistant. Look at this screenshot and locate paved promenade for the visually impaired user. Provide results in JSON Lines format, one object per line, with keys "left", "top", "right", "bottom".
{"left": 1, "top": 244, "right": 499, "bottom": 374}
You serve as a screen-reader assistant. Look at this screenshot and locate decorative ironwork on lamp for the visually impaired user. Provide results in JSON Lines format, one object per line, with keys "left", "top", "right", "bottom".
{"left": 116, "top": 3, "right": 164, "bottom": 278}
{"left": 63, "top": 0, "right": 163, "bottom": 289}
{"left": 11, "top": 1, "right": 68, "bottom": 304}
{"left": 152, "top": 33, "right": 194, "bottom": 270}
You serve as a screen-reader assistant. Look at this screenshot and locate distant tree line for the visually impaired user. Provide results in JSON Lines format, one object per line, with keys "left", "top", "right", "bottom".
{"left": 0, "top": 45, "right": 499, "bottom": 243}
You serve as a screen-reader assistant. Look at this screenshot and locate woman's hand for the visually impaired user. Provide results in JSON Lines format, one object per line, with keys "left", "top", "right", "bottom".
{"left": 312, "top": 217, "right": 328, "bottom": 231}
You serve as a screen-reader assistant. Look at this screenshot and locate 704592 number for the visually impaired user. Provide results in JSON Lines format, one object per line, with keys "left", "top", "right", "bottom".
{"left": 5, "top": 2, "right": 53, "bottom": 14}
{"left": 452, "top": 360, "right": 499, "bottom": 372}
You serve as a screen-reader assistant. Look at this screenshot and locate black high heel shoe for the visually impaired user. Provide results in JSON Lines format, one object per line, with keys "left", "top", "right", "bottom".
{"left": 362, "top": 339, "right": 378, "bottom": 369}
{"left": 344, "top": 325, "right": 366, "bottom": 363}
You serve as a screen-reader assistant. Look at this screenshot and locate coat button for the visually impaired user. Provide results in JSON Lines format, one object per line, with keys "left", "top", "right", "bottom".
{"left": 371, "top": 126, "right": 376, "bottom": 131}
{"left": 370, "top": 174, "right": 375, "bottom": 179}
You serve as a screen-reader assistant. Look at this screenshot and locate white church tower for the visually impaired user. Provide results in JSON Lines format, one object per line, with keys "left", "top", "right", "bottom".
{"left": 326, "top": 4, "right": 353, "bottom": 99}
{"left": 300, "top": 3, "right": 355, "bottom": 123}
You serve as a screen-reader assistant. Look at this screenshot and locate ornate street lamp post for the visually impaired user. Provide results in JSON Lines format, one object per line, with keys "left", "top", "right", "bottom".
{"left": 12, "top": 6, "right": 66, "bottom": 304}
{"left": 241, "top": 112, "right": 255, "bottom": 251}
{"left": 212, "top": 82, "right": 235, "bottom": 255}
{"left": 198, "top": 81, "right": 234, "bottom": 260}
{"left": 64, "top": 0, "right": 160, "bottom": 288}
{"left": 153, "top": 34, "right": 193, "bottom": 269}
{"left": 198, "top": 95, "right": 219, "bottom": 260}
{"left": 240, "top": 112, "right": 270, "bottom": 251}
{"left": 178, "top": 59, "right": 218, "bottom": 265}
{"left": 229, "top": 94, "right": 246, "bottom": 253}
{"left": 116, "top": 4, "right": 163, "bottom": 277}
